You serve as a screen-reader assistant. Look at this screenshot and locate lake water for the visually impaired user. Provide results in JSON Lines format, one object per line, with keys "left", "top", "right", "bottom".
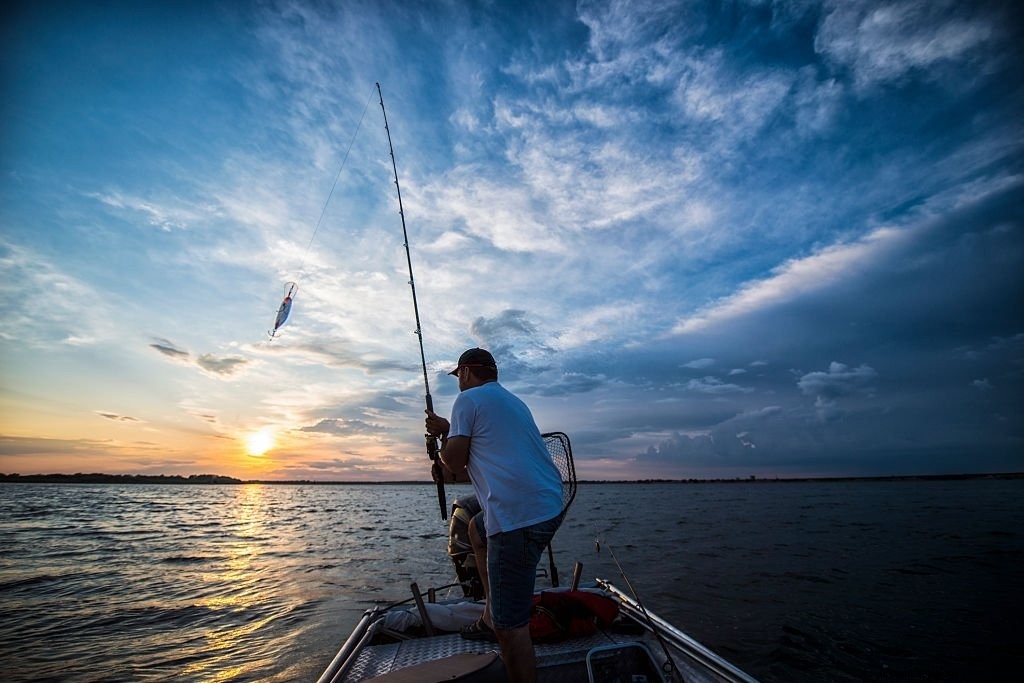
{"left": 1, "top": 479, "right": 1022, "bottom": 682}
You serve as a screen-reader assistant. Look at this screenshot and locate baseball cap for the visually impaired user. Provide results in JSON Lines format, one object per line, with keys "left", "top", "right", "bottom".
{"left": 449, "top": 347, "right": 497, "bottom": 375}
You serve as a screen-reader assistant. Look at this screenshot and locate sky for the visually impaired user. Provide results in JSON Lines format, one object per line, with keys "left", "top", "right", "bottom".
{"left": 1, "top": 0, "right": 1022, "bottom": 482}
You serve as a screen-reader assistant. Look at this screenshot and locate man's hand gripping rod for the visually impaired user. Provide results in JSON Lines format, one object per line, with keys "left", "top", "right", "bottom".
{"left": 378, "top": 82, "right": 447, "bottom": 521}
{"left": 424, "top": 396, "right": 446, "bottom": 521}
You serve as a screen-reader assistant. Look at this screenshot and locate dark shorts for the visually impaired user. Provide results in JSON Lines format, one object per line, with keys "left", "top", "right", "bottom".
{"left": 473, "top": 512, "right": 563, "bottom": 630}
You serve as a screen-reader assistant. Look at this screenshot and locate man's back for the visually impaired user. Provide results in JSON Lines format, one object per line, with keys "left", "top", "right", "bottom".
{"left": 450, "top": 382, "right": 562, "bottom": 534}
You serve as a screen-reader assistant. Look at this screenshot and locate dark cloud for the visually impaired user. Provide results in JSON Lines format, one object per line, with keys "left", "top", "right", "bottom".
{"left": 96, "top": 412, "right": 140, "bottom": 422}
{"left": 550, "top": 179, "right": 1023, "bottom": 477}
{"left": 517, "top": 372, "right": 606, "bottom": 397}
{"left": 149, "top": 338, "right": 189, "bottom": 360}
{"left": 300, "top": 457, "right": 377, "bottom": 471}
{"left": 148, "top": 339, "right": 249, "bottom": 377}
{"left": 300, "top": 418, "right": 389, "bottom": 436}
{"left": 467, "top": 309, "right": 556, "bottom": 381}
{"left": 195, "top": 353, "right": 248, "bottom": 376}
{"left": 470, "top": 309, "right": 538, "bottom": 340}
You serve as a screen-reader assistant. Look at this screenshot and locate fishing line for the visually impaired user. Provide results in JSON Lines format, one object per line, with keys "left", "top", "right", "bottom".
{"left": 595, "top": 531, "right": 682, "bottom": 681}
{"left": 299, "top": 85, "right": 376, "bottom": 269}
{"left": 266, "top": 85, "right": 375, "bottom": 339}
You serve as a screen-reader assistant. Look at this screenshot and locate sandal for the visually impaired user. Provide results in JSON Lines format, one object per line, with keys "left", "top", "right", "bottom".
{"left": 460, "top": 618, "right": 498, "bottom": 642}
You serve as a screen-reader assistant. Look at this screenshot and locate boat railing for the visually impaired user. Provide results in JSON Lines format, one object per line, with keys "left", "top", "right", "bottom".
{"left": 596, "top": 578, "right": 760, "bottom": 683}
{"left": 315, "top": 606, "right": 381, "bottom": 683}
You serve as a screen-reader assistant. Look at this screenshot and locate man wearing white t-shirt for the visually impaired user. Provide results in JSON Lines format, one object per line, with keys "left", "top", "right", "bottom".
{"left": 425, "top": 347, "right": 563, "bottom": 683}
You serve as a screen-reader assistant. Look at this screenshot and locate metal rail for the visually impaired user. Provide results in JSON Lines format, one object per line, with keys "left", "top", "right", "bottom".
{"left": 315, "top": 607, "right": 380, "bottom": 683}
{"left": 596, "top": 579, "right": 760, "bottom": 683}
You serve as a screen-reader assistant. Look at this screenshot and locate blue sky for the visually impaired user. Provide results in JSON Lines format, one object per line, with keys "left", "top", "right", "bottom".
{"left": 2, "top": 0, "right": 1022, "bottom": 481}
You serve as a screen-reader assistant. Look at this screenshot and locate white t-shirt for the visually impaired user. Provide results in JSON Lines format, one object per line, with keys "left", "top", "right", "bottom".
{"left": 448, "top": 381, "right": 563, "bottom": 535}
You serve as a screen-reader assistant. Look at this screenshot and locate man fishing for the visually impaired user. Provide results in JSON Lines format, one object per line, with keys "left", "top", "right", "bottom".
{"left": 425, "top": 347, "right": 564, "bottom": 683}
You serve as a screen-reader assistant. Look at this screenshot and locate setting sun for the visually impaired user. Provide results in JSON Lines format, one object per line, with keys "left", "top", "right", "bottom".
{"left": 245, "top": 429, "right": 275, "bottom": 456}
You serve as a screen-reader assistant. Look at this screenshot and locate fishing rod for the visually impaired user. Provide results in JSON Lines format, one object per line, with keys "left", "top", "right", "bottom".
{"left": 377, "top": 82, "right": 447, "bottom": 521}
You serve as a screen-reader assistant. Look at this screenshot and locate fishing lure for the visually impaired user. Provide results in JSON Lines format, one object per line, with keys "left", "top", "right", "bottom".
{"left": 268, "top": 282, "right": 297, "bottom": 339}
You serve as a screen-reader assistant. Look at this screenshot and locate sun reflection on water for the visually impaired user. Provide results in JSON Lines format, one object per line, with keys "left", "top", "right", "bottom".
{"left": 178, "top": 484, "right": 286, "bottom": 681}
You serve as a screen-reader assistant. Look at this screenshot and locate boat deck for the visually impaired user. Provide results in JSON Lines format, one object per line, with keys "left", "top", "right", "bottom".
{"left": 342, "top": 629, "right": 644, "bottom": 682}
{"left": 340, "top": 627, "right": 741, "bottom": 683}
{"left": 320, "top": 581, "right": 759, "bottom": 683}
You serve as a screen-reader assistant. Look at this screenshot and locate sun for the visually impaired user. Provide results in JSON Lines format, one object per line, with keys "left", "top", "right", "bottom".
{"left": 245, "top": 429, "right": 275, "bottom": 456}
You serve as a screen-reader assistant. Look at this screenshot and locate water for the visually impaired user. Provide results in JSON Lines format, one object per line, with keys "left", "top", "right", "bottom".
{"left": 1, "top": 479, "right": 1022, "bottom": 682}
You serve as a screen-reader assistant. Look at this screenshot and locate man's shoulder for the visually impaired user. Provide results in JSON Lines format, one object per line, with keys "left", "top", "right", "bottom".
{"left": 452, "top": 383, "right": 498, "bottom": 409}
{"left": 464, "top": 380, "right": 505, "bottom": 397}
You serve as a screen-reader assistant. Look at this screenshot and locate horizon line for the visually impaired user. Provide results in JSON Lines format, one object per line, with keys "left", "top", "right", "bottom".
{"left": 2, "top": 471, "right": 1022, "bottom": 485}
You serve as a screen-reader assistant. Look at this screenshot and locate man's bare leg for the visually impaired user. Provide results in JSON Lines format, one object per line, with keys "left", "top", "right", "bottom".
{"left": 469, "top": 515, "right": 537, "bottom": 682}
{"left": 495, "top": 625, "right": 536, "bottom": 683}
{"left": 468, "top": 514, "right": 492, "bottom": 628}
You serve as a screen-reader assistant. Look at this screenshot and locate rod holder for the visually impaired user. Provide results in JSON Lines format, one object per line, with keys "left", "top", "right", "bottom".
{"left": 410, "top": 582, "right": 435, "bottom": 636}
{"left": 571, "top": 561, "right": 583, "bottom": 591}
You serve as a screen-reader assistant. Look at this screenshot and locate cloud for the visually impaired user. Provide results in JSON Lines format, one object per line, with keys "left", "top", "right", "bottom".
{"left": 91, "top": 190, "right": 210, "bottom": 232}
{"left": 673, "top": 53, "right": 794, "bottom": 141}
{"left": 639, "top": 431, "right": 717, "bottom": 463}
{"left": 552, "top": 302, "right": 644, "bottom": 350}
{"left": 4, "top": 0, "right": 1021, "bottom": 482}
{"left": 150, "top": 339, "right": 249, "bottom": 378}
{"left": 301, "top": 457, "right": 379, "bottom": 471}
{"left": 420, "top": 176, "right": 567, "bottom": 254}
{"left": 299, "top": 418, "right": 389, "bottom": 436}
{"left": 195, "top": 353, "right": 249, "bottom": 376}
{"left": 466, "top": 309, "right": 556, "bottom": 375}
{"left": 686, "top": 377, "right": 753, "bottom": 395}
{"left": 672, "top": 224, "right": 913, "bottom": 335}
{"left": 0, "top": 241, "right": 112, "bottom": 347}
{"left": 275, "top": 342, "right": 416, "bottom": 374}
{"left": 518, "top": 371, "right": 607, "bottom": 397}
{"left": 97, "top": 412, "right": 141, "bottom": 422}
{"left": 798, "top": 362, "right": 878, "bottom": 422}
{"left": 797, "top": 362, "right": 878, "bottom": 398}
{"left": 815, "top": 0, "right": 1000, "bottom": 90}
{"left": 150, "top": 338, "right": 190, "bottom": 360}
{"left": 470, "top": 309, "right": 540, "bottom": 341}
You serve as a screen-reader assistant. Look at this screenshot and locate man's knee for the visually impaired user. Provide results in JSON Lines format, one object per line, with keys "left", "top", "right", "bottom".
{"left": 494, "top": 623, "right": 531, "bottom": 649}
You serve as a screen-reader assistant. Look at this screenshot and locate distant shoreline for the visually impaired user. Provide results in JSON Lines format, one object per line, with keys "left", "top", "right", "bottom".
{"left": 1, "top": 472, "right": 1022, "bottom": 485}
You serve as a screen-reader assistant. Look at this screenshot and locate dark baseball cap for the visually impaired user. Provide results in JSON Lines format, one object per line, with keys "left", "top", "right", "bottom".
{"left": 449, "top": 347, "right": 497, "bottom": 375}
